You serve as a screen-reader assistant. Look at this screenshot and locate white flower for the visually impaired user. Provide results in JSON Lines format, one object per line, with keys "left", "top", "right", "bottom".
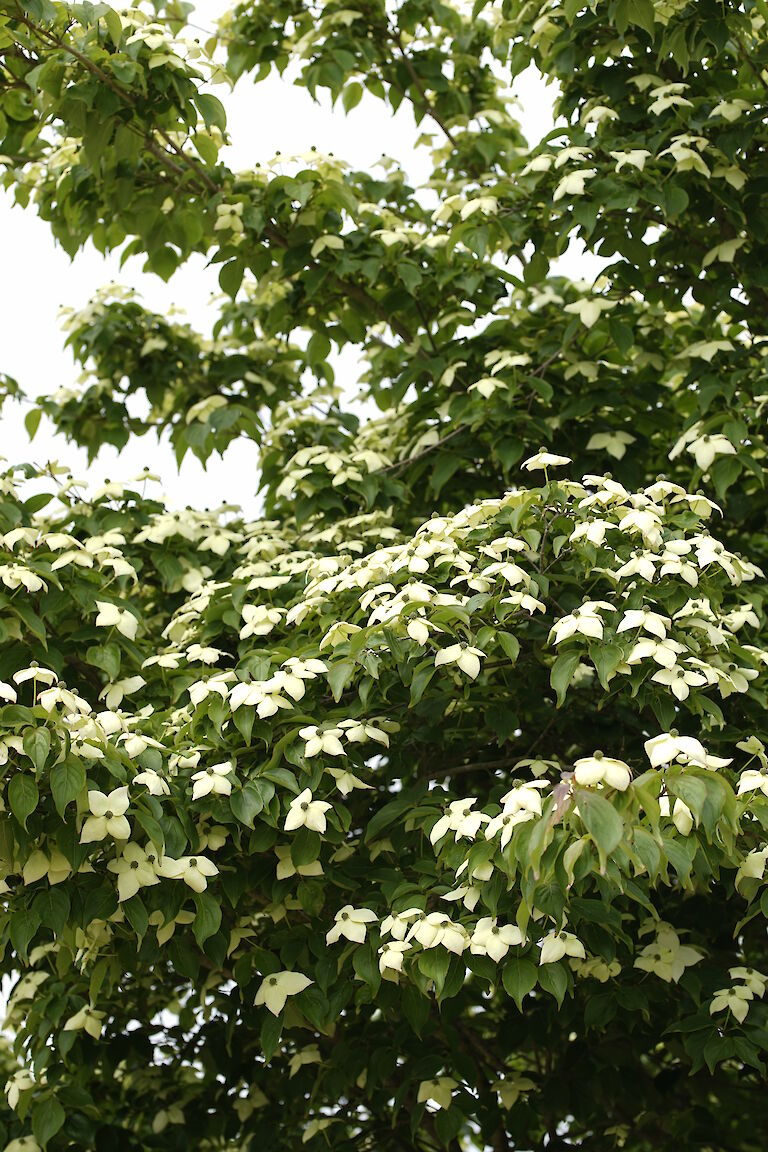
{"left": 710, "top": 985, "right": 753, "bottom": 1023}
{"left": 326, "top": 906, "right": 378, "bottom": 944}
{"left": 80, "top": 787, "right": 131, "bottom": 843}
{"left": 550, "top": 601, "right": 613, "bottom": 644}
{"left": 407, "top": 912, "right": 469, "bottom": 954}
{"left": 3, "top": 1137, "right": 41, "bottom": 1152}
{"left": 13, "top": 664, "right": 57, "bottom": 686}
{"left": 5, "top": 1069, "right": 34, "bottom": 1110}
{"left": 191, "top": 761, "right": 234, "bottom": 800}
{"left": 254, "top": 971, "right": 312, "bottom": 1015}
{"left": 157, "top": 854, "right": 218, "bottom": 892}
{"left": 659, "top": 795, "right": 694, "bottom": 835}
{"left": 586, "top": 431, "right": 635, "bottom": 459}
{"left": 0, "top": 681, "right": 17, "bottom": 702}
{"left": 485, "top": 781, "right": 548, "bottom": 848}
{"left": 737, "top": 770, "right": 768, "bottom": 799}
{"left": 573, "top": 752, "right": 631, "bottom": 791}
{"left": 430, "top": 798, "right": 489, "bottom": 845}
{"left": 379, "top": 940, "right": 412, "bottom": 975}
{"left": 563, "top": 298, "right": 616, "bottom": 328}
{"left": 626, "top": 637, "right": 685, "bottom": 669}
{"left": 434, "top": 643, "right": 485, "bottom": 679}
{"left": 325, "top": 766, "right": 372, "bottom": 796}
{"left": 63, "top": 1004, "right": 106, "bottom": 1039}
{"left": 22, "top": 849, "right": 71, "bottom": 886}
{"left": 553, "top": 168, "right": 596, "bottom": 201}
{"left": 284, "top": 788, "right": 332, "bottom": 834}
{"left": 539, "top": 930, "right": 585, "bottom": 965}
{"left": 616, "top": 608, "right": 669, "bottom": 639}
{"left": 298, "top": 725, "right": 345, "bottom": 757}
{"left": 634, "top": 923, "right": 702, "bottom": 982}
{"left": 737, "top": 847, "right": 768, "bottom": 883}
{"left": 95, "top": 601, "right": 138, "bottom": 640}
{"left": 644, "top": 732, "right": 732, "bottom": 770}
{"left": 417, "top": 1077, "right": 457, "bottom": 1110}
{"left": 99, "top": 675, "right": 145, "bottom": 710}
{"left": 687, "top": 434, "right": 736, "bottom": 471}
{"left": 522, "top": 449, "right": 572, "bottom": 471}
{"left": 470, "top": 918, "right": 525, "bottom": 962}
{"left": 650, "top": 665, "right": 707, "bottom": 701}
{"left": 107, "top": 842, "right": 160, "bottom": 901}
{"left": 239, "top": 604, "right": 284, "bottom": 639}
{"left": 132, "top": 768, "right": 170, "bottom": 796}
{"left": 609, "top": 148, "right": 651, "bottom": 172}
{"left": 275, "top": 845, "right": 323, "bottom": 880}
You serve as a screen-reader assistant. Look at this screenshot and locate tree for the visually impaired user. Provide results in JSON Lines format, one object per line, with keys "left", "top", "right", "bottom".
{"left": 0, "top": 0, "right": 767, "bottom": 1147}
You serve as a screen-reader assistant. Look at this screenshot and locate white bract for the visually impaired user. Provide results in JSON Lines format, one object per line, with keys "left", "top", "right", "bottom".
{"left": 80, "top": 788, "right": 131, "bottom": 843}
{"left": 254, "top": 971, "right": 312, "bottom": 1015}
{"left": 284, "top": 789, "right": 332, "bottom": 833}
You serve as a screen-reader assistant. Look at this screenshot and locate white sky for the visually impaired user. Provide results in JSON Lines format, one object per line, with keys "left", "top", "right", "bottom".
{"left": 0, "top": 1, "right": 603, "bottom": 515}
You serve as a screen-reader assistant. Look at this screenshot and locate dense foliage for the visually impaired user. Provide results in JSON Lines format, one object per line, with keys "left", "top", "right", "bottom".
{"left": 1, "top": 0, "right": 768, "bottom": 1148}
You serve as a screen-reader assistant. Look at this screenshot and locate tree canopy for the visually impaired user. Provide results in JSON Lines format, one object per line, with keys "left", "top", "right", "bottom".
{"left": 1, "top": 0, "right": 768, "bottom": 1148}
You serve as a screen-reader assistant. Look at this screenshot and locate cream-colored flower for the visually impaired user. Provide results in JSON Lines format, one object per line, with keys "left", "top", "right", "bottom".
{"left": 95, "top": 601, "right": 138, "bottom": 640}
{"left": 470, "top": 917, "right": 524, "bottom": 962}
{"left": 191, "top": 761, "right": 234, "bottom": 800}
{"left": 254, "top": 971, "right": 312, "bottom": 1015}
{"left": 539, "top": 929, "right": 585, "bottom": 965}
{"left": 284, "top": 788, "right": 332, "bottom": 834}
{"left": 326, "top": 906, "right": 377, "bottom": 945}
{"left": 573, "top": 752, "right": 631, "bottom": 791}
{"left": 63, "top": 1004, "right": 106, "bottom": 1039}
{"left": 107, "top": 842, "right": 160, "bottom": 901}
{"left": 80, "top": 787, "right": 131, "bottom": 843}
{"left": 434, "top": 642, "right": 485, "bottom": 679}
{"left": 157, "top": 854, "right": 218, "bottom": 892}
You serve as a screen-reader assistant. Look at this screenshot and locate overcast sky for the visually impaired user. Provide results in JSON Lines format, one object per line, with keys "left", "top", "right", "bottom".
{"left": 1, "top": 2, "right": 602, "bottom": 515}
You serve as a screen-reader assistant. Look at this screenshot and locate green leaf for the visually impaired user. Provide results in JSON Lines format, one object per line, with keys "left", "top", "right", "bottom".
{"left": 10, "top": 908, "right": 41, "bottom": 959}
{"left": 51, "top": 758, "right": 86, "bottom": 817}
{"left": 502, "top": 956, "right": 537, "bottom": 1009}
{"left": 86, "top": 642, "right": 122, "bottom": 680}
{"left": 417, "top": 949, "right": 450, "bottom": 995}
{"left": 32, "top": 1096, "right": 65, "bottom": 1147}
{"left": 23, "top": 725, "right": 51, "bottom": 772}
{"left": 195, "top": 92, "right": 227, "bottom": 130}
{"left": 230, "top": 781, "right": 266, "bottom": 827}
{"left": 577, "top": 789, "right": 624, "bottom": 856}
{"left": 628, "top": 0, "right": 656, "bottom": 36}
{"left": 194, "top": 891, "right": 222, "bottom": 946}
{"left": 588, "top": 641, "right": 624, "bottom": 689}
{"left": 260, "top": 1011, "right": 283, "bottom": 1060}
{"left": 402, "top": 984, "right": 430, "bottom": 1036}
{"left": 307, "top": 331, "right": 331, "bottom": 365}
{"left": 342, "top": 81, "right": 363, "bottom": 113}
{"left": 409, "top": 661, "right": 436, "bottom": 706}
{"left": 550, "top": 652, "right": 581, "bottom": 706}
{"left": 24, "top": 407, "right": 42, "bottom": 440}
{"left": 290, "top": 826, "right": 320, "bottom": 866}
{"left": 9, "top": 773, "right": 39, "bottom": 828}
{"left": 429, "top": 454, "right": 462, "bottom": 497}
{"left": 123, "top": 894, "right": 149, "bottom": 940}
{"left": 497, "top": 633, "right": 520, "bottom": 662}
{"left": 327, "top": 659, "right": 355, "bottom": 702}
{"left": 135, "top": 809, "right": 165, "bottom": 852}
{"left": 104, "top": 7, "right": 123, "bottom": 47}
{"left": 219, "top": 259, "right": 245, "bottom": 298}
{"left": 32, "top": 887, "right": 70, "bottom": 935}
{"left": 537, "top": 960, "right": 568, "bottom": 1006}
{"left": 353, "top": 943, "right": 381, "bottom": 993}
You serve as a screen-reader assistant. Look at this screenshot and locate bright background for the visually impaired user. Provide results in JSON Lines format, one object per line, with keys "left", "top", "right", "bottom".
{"left": 0, "top": 1, "right": 601, "bottom": 515}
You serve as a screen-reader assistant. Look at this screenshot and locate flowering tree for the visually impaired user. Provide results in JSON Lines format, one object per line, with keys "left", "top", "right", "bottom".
{"left": 1, "top": 0, "right": 768, "bottom": 1147}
